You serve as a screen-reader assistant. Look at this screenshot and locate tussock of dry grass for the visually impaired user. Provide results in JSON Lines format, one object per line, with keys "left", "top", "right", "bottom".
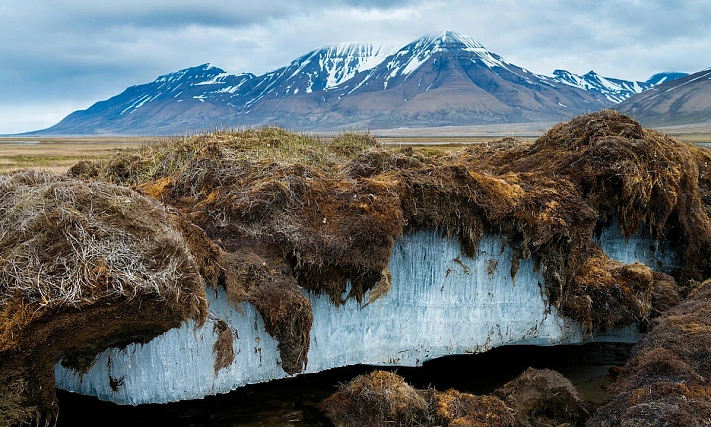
{"left": 429, "top": 388, "right": 515, "bottom": 427}
{"left": 0, "top": 171, "right": 208, "bottom": 348}
{"left": 327, "top": 131, "right": 379, "bottom": 157}
{"left": 494, "top": 368, "right": 591, "bottom": 426}
{"left": 320, "top": 370, "right": 431, "bottom": 427}
{"left": 0, "top": 170, "right": 210, "bottom": 426}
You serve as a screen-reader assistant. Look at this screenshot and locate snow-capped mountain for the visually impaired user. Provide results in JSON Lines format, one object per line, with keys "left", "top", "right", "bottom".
{"left": 34, "top": 31, "right": 688, "bottom": 135}
{"left": 550, "top": 70, "right": 650, "bottom": 103}
{"left": 334, "top": 31, "right": 516, "bottom": 93}
{"left": 43, "top": 64, "right": 258, "bottom": 135}
{"left": 94, "top": 64, "right": 256, "bottom": 115}
{"left": 548, "top": 70, "right": 690, "bottom": 103}
{"left": 616, "top": 68, "right": 711, "bottom": 126}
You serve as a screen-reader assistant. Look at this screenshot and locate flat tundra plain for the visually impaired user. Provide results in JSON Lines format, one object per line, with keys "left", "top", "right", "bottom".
{"left": 1, "top": 121, "right": 710, "bottom": 174}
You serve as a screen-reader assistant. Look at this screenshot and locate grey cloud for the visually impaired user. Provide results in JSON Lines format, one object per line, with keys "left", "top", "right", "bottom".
{"left": 7, "top": 0, "right": 413, "bottom": 33}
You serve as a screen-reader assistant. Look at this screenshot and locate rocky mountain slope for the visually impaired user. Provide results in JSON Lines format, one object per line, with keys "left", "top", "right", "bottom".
{"left": 616, "top": 68, "right": 711, "bottom": 126}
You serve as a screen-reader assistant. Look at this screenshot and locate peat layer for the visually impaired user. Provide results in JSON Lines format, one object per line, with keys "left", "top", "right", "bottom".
{"left": 2, "top": 110, "right": 711, "bottom": 424}
{"left": 589, "top": 279, "right": 711, "bottom": 426}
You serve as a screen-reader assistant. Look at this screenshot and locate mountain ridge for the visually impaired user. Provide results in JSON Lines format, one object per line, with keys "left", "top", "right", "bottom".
{"left": 31, "top": 31, "right": 689, "bottom": 135}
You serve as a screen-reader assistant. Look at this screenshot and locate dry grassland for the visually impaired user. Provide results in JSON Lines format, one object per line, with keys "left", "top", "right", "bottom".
{"left": 0, "top": 137, "right": 153, "bottom": 173}
{"left": 0, "top": 135, "right": 537, "bottom": 174}
{"left": 3, "top": 123, "right": 708, "bottom": 174}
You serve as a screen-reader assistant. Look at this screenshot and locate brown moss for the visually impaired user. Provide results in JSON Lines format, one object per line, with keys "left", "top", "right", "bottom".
{"left": 168, "top": 213, "right": 223, "bottom": 290}
{"left": 688, "top": 143, "right": 711, "bottom": 220}
{"left": 212, "top": 319, "right": 235, "bottom": 375}
{"left": 650, "top": 271, "right": 681, "bottom": 317}
{"left": 0, "top": 378, "right": 37, "bottom": 427}
{"left": 562, "top": 247, "right": 657, "bottom": 332}
{"left": 221, "top": 248, "right": 313, "bottom": 374}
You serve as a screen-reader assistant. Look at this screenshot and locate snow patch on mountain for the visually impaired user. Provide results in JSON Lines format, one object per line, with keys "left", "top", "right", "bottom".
{"left": 194, "top": 73, "right": 231, "bottom": 86}
{"left": 320, "top": 43, "right": 396, "bottom": 88}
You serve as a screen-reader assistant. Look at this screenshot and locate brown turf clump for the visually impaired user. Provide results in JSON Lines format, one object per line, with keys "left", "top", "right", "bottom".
{"left": 327, "top": 131, "right": 379, "bottom": 157}
{"left": 459, "top": 110, "right": 711, "bottom": 328}
{"left": 0, "top": 171, "right": 208, "bottom": 426}
{"left": 468, "top": 111, "right": 711, "bottom": 285}
{"left": 494, "top": 368, "right": 591, "bottom": 426}
{"left": 689, "top": 143, "right": 711, "bottom": 220}
{"left": 563, "top": 247, "right": 656, "bottom": 332}
{"left": 319, "top": 370, "right": 430, "bottom": 427}
{"left": 221, "top": 248, "right": 313, "bottom": 374}
{"left": 320, "top": 370, "right": 514, "bottom": 427}
{"left": 429, "top": 388, "right": 515, "bottom": 427}
{"left": 588, "top": 279, "right": 711, "bottom": 426}
{"left": 319, "top": 371, "right": 515, "bottom": 427}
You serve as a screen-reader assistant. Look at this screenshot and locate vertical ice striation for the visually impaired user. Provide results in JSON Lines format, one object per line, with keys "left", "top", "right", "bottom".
{"left": 595, "top": 218, "right": 681, "bottom": 272}
{"left": 55, "top": 229, "right": 669, "bottom": 405}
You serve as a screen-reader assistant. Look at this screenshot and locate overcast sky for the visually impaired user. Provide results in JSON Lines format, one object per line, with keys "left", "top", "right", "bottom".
{"left": 1, "top": 0, "right": 710, "bottom": 134}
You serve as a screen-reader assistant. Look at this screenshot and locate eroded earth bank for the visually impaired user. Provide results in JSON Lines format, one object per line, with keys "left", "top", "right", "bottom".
{"left": 3, "top": 111, "right": 711, "bottom": 426}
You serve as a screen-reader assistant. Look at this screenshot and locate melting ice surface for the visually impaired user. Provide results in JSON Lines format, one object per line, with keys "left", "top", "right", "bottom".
{"left": 55, "top": 227, "right": 679, "bottom": 405}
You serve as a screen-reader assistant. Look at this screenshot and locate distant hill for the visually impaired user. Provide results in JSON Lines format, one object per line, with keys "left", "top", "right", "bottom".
{"left": 31, "top": 31, "right": 687, "bottom": 135}
{"left": 616, "top": 68, "right": 711, "bottom": 127}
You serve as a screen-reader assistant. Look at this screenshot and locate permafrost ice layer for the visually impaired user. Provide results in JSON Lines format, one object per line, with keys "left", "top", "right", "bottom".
{"left": 55, "top": 227, "right": 679, "bottom": 405}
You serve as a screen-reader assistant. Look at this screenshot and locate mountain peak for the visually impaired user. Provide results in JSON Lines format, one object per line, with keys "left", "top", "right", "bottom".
{"left": 153, "top": 63, "right": 227, "bottom": 84}
{"left": 416, "top": 30, "right": 486, "bottom": 51}
{"left": 439, "top": 30, "right": 485, "bottom": 48}
{"left": 371, "top": 30, "right": 508, "bottom": 78}
{"left": 645, "top": 71, "right": 691, "bottom": 85}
